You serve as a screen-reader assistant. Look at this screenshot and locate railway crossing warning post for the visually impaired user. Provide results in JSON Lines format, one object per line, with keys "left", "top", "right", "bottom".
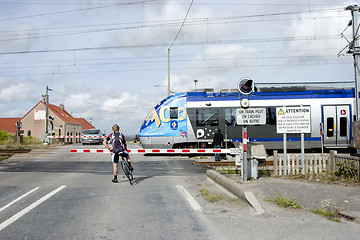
{"left": 236, "top": 108, "right": 266, "bottom": 181}
{"left": 276, "top": 106, "right": 311, "bottom": 175}
{"left": 236, "top": 78, "right": 266, "bottom": 181}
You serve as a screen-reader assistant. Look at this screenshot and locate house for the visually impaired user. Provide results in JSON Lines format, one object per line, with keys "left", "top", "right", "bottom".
{"left": 0, "top": 118, "right": 20, "bottom": 135}
{"left": 76, "top": 118, "right": 95, "bottom": 131}
{"left": 21, "top": 101, "right": 87, "bottom": 143}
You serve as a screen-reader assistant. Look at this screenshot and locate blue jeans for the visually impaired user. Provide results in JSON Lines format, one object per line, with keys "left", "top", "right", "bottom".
{"left": 215, "top": 145, "right": 221, "bottom": 161}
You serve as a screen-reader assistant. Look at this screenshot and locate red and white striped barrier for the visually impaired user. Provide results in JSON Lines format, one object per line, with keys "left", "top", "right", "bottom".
{"left": 70, "top": 149, "right": 232, "bottom": 154}
{"left": 48, "top": 136, "right": 104, "bottom": 138}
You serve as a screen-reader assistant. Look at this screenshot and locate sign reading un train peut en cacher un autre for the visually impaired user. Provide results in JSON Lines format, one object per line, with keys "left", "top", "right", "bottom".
{"left": 276, "top": 106, "right": 311, "bottom": 134}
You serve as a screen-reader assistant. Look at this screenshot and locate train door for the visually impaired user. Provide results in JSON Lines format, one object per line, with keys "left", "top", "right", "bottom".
{"left": 322, "top": 105, "right": 351, "bottom": 147}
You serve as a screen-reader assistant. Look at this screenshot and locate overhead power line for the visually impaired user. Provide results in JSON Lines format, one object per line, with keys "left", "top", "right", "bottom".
{"left": 0, "top": 0, "right": 154, "bottom": 22}
{"left": 0, "top": 2, "right": 349, "bottom": 7}
{"left": 0, "top": 34, "right": 342, "bottom": 55}
{"left": 1, "top": 60, "right": 351, "bottom": 78}
{"left": 51, "top": 89, "right": 154, "bottom": 110}
{"left": 0, "top": 54, "right": 347, "bottom": 70}
{"left": 0, "top": 47, "right": 345, "bottom": 64}
{"left": 0, "top": 14, "right": 347, "bottom": 43}
{"left": 169, "top": 0, "right": 194, "bottom": 49}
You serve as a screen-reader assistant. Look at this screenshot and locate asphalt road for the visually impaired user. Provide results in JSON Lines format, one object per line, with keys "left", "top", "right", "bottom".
{"left": 0, "top": 144, "right": 214, "bottom": 239}
{"left": 1, "top": 144, "right": 360, "bottom": 240}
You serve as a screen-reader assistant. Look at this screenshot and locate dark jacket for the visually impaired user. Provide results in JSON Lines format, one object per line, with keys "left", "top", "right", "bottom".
{"left": 213, "top": 132, "right": 224, "bottom": 147}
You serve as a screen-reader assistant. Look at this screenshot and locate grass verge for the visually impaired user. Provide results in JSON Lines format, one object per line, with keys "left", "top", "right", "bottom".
{"left": 267, "top": 195, "right": 302, "bottom": 209}
{"left": 200, "top": 188, "right": 224, "bottom": 203}
{"left": 312, "top": 208, "right": 341, "bottom": 222}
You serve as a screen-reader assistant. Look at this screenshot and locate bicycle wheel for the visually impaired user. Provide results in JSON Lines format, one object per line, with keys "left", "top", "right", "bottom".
{"left": 121, "top": 160, "right": 133, "bottom": 185}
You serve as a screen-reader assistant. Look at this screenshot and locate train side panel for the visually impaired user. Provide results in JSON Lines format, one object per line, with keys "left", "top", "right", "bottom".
{"left": 185, "top": 89, "right": 355, "bottom": 151}
{"left": 139, "top": 88, "right": 355, "bottom": 150}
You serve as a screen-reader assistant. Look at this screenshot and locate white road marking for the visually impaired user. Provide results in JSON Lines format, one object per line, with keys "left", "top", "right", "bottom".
{"left": 0, "top": 185, "right": 66, "bottom": 231}
{"left": 176, "top": 185, "right": 203, "bottom": 212}
{"left": 0, "top": 187, "right": 40, "bottom": 213}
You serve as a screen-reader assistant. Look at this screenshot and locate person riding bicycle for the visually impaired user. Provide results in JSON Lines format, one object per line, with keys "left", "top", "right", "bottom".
{"left": 103, "top": 124, "right": 133, "bottom": 183}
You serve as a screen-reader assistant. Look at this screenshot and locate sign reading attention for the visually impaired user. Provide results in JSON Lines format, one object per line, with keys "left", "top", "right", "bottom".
{"left": 236, "top": 108, "right": 266, "bottom": 125}
{"left": 276, "top": 106, "right": 311, "bottom": 133}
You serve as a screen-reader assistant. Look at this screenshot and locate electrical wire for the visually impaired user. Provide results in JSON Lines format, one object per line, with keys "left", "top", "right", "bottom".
{"left": 169, "top": 0, "right": 194, "bottom": 49}
{"left": 51, "top": 89, "right": 155, "bottom": 110}
{"left": 0, "top": 0, "right": 155, "bottom": 22}
{"left": 0, "top": 34, "right": 342, "bottom": 55}
{"left": 0, "top": 53, "right": 347, "bottom": 70}
{"left": 1, "top": 60, "right": 352, "bottom": 77}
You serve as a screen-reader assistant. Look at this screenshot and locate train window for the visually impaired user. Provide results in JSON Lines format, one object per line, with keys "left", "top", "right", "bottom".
{"left": 327, "top": 117, "right": 334, "bottom": 137}
{"left": 225, "top": 108, "right": 237, "bottom": 126}
{"left": 339, "top": 117, "right": 347, "bottom": 137}
{"left": 196, "top": 108, "right": 219, "bottom": 126}
{"left": 266, "top": 107, "right": 276, "bottom": 125}
{"left": 170, "top": 107, "right": 178, "bottom": 119}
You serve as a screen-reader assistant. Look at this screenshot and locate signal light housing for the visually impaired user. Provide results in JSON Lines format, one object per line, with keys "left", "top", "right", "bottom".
{"left": 237, "top": 77, "right": 254, "bottom": 95}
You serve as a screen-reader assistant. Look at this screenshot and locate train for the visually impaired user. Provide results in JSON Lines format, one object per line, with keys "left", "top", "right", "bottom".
{"left": 138, "top": 86, "right": 356, "bottom": 152}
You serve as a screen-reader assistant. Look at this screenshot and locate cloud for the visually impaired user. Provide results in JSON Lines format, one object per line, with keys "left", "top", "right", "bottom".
{"left": 0, "top": 23, "right": 39, "bottom": 53}
{"left": 0, "top": 79, "right": 36, "bottom": 102}
{"left": 167, "top": 44, "right": 257, "bottom": 92}
{"left": 284, "top": 9, "right": 350, "bottom": 59}
{"left": 102, "top": 91, "right": 144, "bottom": 113}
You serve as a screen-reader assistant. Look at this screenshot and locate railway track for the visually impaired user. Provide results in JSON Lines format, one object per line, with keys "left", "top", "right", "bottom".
{"left": 194, "top": 159, "right": 274, "bottom": 167}
{"left": 0, "top": 149, "right": 32, "bottom": 159}
{"left": 0, "top": 149, "right": 32, "bottom": 154}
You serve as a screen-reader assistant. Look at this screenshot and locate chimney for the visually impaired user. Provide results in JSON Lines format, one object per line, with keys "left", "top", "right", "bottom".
{"left": 59, "top": 104, "right": 65, "bottom": 111}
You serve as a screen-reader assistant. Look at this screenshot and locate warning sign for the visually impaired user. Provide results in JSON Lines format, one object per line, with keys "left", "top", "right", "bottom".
{"left": 236, "top": 108, "right": 266, "bottom": 125}
{"left": 276, "top": 106, "right": 311, "bottom": 134}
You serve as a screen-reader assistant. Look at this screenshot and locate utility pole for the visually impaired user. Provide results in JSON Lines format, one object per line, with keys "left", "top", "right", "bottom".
{"left": 346, "top": 5, "right": 360, "bottom": 120}
{"left": 43, "top": 86, "right": 52, "bottom": 134}
{"left": 168, "top": 48, "right": 171, "bottom": 96}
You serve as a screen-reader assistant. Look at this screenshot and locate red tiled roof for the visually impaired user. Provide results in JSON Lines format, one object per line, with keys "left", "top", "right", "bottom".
{"left": 0, "top": 118, "right": 20, "bottom": 134}
{"left": 22, "top": 101, "right": 94, "bottom": 129}
{"left": 48, "top": 103, "right": 80, "bottom": 125}
{"left": 76, "top": 118, "right": 95, "bottom": 130}
{"left": 22, "top": 101, "right": 80, "bottom": 125}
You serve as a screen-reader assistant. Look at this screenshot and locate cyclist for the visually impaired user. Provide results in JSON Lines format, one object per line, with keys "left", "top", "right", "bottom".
{"left": 103, "top": 124, "right": 133, "bottom": 183}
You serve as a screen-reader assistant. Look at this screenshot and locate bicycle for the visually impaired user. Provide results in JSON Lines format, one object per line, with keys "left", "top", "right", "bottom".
{"left": 120, "top": 153, "right": 133, "bottom": 185}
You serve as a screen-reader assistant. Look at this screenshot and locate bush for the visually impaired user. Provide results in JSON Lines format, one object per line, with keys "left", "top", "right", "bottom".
{"left": 23, "top": 136, "right": 42, "bottom": 145}
{"left": 335, "top": 160, "right": 359, "bottom": 181}
{"left": 0, "top": 131, "right": 13, "bottom": 145}
{"left": 0, "top": 131, "right": 12, "bottom": 141}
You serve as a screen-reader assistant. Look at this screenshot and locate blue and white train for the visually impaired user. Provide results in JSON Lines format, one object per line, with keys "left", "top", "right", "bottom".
{"left": 138, "top": 86, "right": 356, "bottom": 151}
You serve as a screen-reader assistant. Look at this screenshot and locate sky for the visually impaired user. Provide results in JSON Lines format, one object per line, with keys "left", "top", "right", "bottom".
{"left": 0, "top": 0, "right": 358, "bottom": 136}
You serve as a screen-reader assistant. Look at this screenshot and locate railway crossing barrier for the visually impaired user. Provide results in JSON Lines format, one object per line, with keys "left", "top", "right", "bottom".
{"left": 44, "top": 135, "right": 104, "bottom": 144}
{"left": 70, "top": 146, "right": 263, "bottom": 181}
{"left": 47, "top": 136, "right": 103, "bottom": 138}
{"left": 70, "top": 148, "right": 232, "bottom": 154}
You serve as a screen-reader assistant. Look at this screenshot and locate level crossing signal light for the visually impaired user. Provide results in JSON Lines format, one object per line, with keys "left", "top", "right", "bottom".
{"left": 237, "top": 77, "right": 254, "bottom": 95}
